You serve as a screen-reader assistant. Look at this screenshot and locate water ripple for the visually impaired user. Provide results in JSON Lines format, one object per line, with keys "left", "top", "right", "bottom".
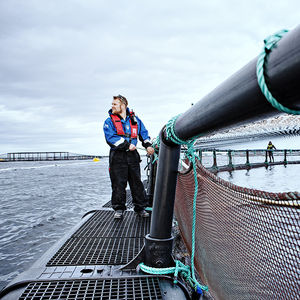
{"left": 0, "top": 157, "right": 120, "bottom": 290}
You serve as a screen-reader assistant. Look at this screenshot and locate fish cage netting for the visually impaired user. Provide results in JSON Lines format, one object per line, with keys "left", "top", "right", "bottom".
{"left": 174, "top": 162, "right": 299, "bottom": 300}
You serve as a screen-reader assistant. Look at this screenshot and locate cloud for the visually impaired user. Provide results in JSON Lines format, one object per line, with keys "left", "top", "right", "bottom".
{"left": 0, "top": 0, "right": 299, "bottom": 155}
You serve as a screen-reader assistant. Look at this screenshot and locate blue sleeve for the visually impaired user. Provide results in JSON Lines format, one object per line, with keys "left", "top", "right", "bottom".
{"left": 136, "top": 116, "right": 152, "bottom": 148}
{"left": 103, "top": 118, "right": 130, "bottom": 150}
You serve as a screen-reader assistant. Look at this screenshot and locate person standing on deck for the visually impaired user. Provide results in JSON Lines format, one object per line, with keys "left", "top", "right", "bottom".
{"left": 103, "top": 95, "right": 155, "bottom": 219}
{"left": 267, "top": 141, "right": 276, "bottom": 162}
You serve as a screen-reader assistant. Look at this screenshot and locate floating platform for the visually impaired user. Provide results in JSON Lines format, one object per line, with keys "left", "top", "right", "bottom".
{"left": 0, "top": 194, "right": 189, "bottom": 299}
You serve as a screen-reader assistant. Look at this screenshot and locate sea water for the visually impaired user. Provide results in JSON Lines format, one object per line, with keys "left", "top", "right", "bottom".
{"left": 0, "top": 158, "right": 148, "bottom": 290}
{"left": 202, "top": 135, "right": 300, "bottom": 192}
{"left": 217, "top": 164, "right": 299, "bottom": 193}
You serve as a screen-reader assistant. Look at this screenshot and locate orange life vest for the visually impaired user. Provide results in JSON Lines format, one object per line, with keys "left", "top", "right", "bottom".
{"left": 110, "top": 114, "right": 138, "bottom": 139}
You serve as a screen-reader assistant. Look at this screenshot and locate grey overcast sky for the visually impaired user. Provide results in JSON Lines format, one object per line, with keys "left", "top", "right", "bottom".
{"left": 0, "top": 0, "right": 299, "bottom": 155}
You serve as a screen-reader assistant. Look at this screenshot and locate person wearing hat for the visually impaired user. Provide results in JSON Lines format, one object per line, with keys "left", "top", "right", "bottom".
{"left": 103, "top": 95, "right": 154, "bottom": 219}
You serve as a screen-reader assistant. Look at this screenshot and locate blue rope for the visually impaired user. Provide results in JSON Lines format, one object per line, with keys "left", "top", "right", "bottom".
{"left": 256, "top": 29, "right": 300, "bottom": 115}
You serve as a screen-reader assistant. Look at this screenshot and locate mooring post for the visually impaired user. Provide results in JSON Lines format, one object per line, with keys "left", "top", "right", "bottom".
{"left": 284, "top": 149, "right": 287, "bottom": 164}
{"left": 145, "top": 129, "right": 181, "bottom": 268}
{"left": 212, "top": 150, "right": 218, "bottom": 169}
{"left": 198, "top": 149, "right": 202, "bottom": 164}
{"left": 228, "top": 150, "right": 233, "bottom": 168}
{"left": 246, "top": 150, "right": 250, "bottom": 166}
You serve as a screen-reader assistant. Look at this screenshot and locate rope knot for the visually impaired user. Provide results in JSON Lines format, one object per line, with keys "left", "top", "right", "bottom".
{"left": 264, "top": 29, "right": 289, "bottom": 50}
{"left": 139, "top": 260, "right": 208, "bottom": 293}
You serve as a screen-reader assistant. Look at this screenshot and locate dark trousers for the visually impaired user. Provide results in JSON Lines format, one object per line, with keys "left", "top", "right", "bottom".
{"left": 267, "top": 150, "right": 274, "bottom": 162}
{"left": 109, "top": 149, "right": 147, "bottom": 212}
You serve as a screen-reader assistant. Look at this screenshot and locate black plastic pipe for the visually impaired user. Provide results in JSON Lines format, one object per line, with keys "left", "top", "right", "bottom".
{"left": 146, "top": 155, "right": 157, "bottom": 206}
{"left": 149, "top": 130, "right": 181, "bottom": 239}
{"left": 175, "top": 25, "right": 300, "bottom": 140}
{"left": 145, "top": 25, "right": 300, "bottom": 268}
{"left": 145, "top": 130, "right": 180, "bottom": 267}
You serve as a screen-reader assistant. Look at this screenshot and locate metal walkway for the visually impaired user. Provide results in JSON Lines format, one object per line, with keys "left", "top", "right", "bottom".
{"left": 47, "top": 211, "right": 150, "bottom": 266}
{"left": 0, "top": 192, "right": 188, "bottom": 299}
{"left": 19, "top": 277, "right": 162, "bottom": 300}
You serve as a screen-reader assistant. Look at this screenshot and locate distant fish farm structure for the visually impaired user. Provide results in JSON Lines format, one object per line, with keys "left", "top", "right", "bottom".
{"left": 0, "top": 152, "right": 101, "bottom": 162}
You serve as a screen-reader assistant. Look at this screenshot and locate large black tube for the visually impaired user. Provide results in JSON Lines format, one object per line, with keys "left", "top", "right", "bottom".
{"left": 145, "top": 25, "right": 300, "bottom": 268}
{"left": 175, "top": 25, "right": 300, "bottom": 140}
{"left": 149, "top": 130, "right": 181, "bottom": 239}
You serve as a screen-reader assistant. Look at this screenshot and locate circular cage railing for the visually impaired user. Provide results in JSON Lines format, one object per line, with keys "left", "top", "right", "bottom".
{"left": 196, "top": 149, "right": 300, "bottom": 172}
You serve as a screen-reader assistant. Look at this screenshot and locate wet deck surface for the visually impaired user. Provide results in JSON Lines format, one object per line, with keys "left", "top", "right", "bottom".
{"left": 19, "top": 277, "right": 163, "bottom": 300}
{"left": 47, "top": 211, "right": 150, "bottom": 266}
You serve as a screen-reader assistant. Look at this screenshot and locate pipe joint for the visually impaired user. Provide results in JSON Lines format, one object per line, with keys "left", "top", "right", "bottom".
{"left": 144, "top": 234, "right": 174, "bottom": 268}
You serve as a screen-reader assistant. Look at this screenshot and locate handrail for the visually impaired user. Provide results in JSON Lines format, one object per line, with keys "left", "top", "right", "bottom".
{"left": 145, "top": 25, "right": 300, "bottom": 277}
{"left": 197, "top": 149, "right": 300, "bottom": 153}
{"left": 197, "top": 149, "right": 300, "bottom": 171}
{"left": 173, "top": 26, "right": 300, "bottom": 141}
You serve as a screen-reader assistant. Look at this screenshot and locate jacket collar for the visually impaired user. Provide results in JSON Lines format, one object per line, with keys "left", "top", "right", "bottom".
{"left": 108, "top": 107, "right": 130, "bottom": 119}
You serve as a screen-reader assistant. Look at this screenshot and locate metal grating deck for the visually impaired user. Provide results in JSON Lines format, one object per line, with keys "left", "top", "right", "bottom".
{"left": 103, "top": 190, "right": 134, "bottom": 208}
{"left": 47, "top": 211, "right": 150, "bottom": 266}
{"left": 47, "top": 237, "right": 144, "bottom": 265}
{"left": 74, "top": 210, "right": 150, "bottom": 238}
{"left": 19, "top": 278, "right": 163, "bottom": 300}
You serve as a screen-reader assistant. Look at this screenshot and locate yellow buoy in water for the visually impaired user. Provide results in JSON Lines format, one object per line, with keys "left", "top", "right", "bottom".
{"left": 93, "top": 157, "right": 100, "bottom": 162}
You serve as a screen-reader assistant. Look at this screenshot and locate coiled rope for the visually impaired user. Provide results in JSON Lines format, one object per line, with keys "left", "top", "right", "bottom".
{"left": 256, "top": 29, "right": 300, "bottom": 115}
{"left": 140, "top": 115, "right": 208, "bottom": 295}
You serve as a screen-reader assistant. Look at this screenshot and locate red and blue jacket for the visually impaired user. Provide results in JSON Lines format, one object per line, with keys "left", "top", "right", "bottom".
{"left": 103, "top": 108, "right": 152, "bottom": 150}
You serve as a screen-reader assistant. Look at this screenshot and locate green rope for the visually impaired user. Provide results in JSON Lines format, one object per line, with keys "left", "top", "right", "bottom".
{"left": 152, "top": 135, "right": 160, "bottom": 164}
{"left": 142, "top": 30, "right": 299, "bottom": 293}
{"left": 139, "top": 261, "right": 206, "bottom": 293}
{"left": 139, "top": 115, "right": 207, "bottom": 293}
{"left": 152, "top": 154, "right": 159, "bottom": 164}
{"left": 256, "top": 29, "right": 300, "bottom": 115}
{"left": 166, "top": 115, "right": 195, "bottom": 146}
{"left": 166, "top": 116, "right": 203, "bottom": 287}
